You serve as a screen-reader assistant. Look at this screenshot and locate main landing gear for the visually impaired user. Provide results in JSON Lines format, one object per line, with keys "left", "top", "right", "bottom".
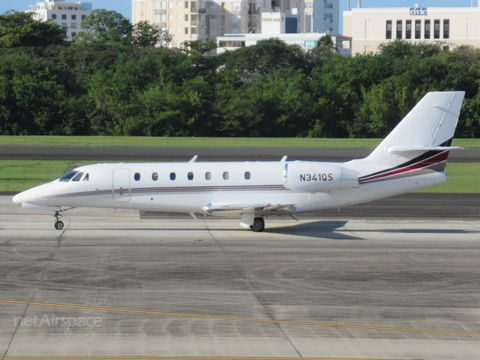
{"left": 250, "top": 217, "right": 265, "bottom": 232}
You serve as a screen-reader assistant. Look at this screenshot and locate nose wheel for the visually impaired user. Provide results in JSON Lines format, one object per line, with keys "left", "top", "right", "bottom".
{"left": 55, "top": 220, "right": 64, "bottom": 230}
{"left": 54, "top": 211, "right": 64, "bottom": 230}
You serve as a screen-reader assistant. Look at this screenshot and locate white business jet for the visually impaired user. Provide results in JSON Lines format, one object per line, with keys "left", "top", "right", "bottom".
{"left": 13, "top": 91, "right": 465, "bottom": 232}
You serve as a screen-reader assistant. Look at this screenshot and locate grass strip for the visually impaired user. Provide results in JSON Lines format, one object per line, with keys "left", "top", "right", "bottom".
{"left": 416, "top": 162, "right": 480, "bottom": 193}
{"left": 1, "top": 160, "right": 478, "bottom": 194}
{"left": 0, "top": 160, "right": 73, "bottom": 193}
{"left": 1, "top": 136, "right": 479, "bottom": 148}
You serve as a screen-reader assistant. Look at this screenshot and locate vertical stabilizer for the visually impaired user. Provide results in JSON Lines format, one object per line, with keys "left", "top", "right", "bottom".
{"left": 363, "top": 91, "right": 465, "bottom": 168}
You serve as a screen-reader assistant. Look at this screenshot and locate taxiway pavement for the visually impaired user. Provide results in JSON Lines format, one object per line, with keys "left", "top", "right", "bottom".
{"left": 1, "top": 145, "right": 479, "bottom": 162}
{"left": 0, "top": 196, "right": 479, "bottom": 359}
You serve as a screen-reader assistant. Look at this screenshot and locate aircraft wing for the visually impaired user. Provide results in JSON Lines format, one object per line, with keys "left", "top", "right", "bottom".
{"left": 203, "top": 203, "right": 297, "bottom": 227}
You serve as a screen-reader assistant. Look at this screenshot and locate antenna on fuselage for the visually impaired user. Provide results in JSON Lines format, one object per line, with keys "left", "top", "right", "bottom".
{"left": 189, "top": 155, "right": 198, "bottom": 163}
{"left": 280, "top": 156, "right": 288, "bottom": 162}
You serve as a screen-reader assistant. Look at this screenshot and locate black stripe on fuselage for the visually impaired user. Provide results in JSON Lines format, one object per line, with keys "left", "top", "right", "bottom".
{"left": 358, "top": 138, "right": 452, "bottom": 181}
{"left": 39, "top": 184, "right": 289, "bottom": 201}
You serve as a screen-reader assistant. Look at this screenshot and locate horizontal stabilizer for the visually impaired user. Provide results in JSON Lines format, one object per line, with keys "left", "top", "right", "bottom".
{"left": 387, "top": 146, "right": 462, "bottom": 155}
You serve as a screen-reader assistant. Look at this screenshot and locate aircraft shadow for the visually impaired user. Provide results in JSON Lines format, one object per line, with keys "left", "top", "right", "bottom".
{"left": 66, "top": 220, "right": 364, "bottom": 240}
{"left": 343, "top": 229, "right": 478, "bottom": 235}
{"left": 63, "top": 223, "right": 476, "bottom": 238}
{"left": 265, "top": 220, "right": 365, "bottom": 241}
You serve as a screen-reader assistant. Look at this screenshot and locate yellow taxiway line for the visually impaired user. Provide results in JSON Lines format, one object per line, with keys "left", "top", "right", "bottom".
{"left": 2, "top": 357, "right": 390, "bottom": 360}
{"left": 2, "top": 357, "right": 391, "bottom": 360}
{"left": 1, "top": 298, "right": 479, "bottom": 338}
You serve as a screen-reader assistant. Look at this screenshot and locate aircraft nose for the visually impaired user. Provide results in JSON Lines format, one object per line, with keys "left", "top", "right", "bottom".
{"left": 12, "top": 189, "right": 36, "bottom": 204}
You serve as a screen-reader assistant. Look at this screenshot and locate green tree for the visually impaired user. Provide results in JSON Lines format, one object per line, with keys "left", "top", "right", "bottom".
{"left": 456, "top": 93, "right": 480, "bottom": 138}
{"left": 0, "top": 52, "right": 79, "bottom": 135}
{"left": 132, "top": 21, "right": 173, "bottom": 48}
{"left": 355, "top": 76, "right": 416, "bottom": 137}
{"left": 219, "top": 38, "right": 311, "bottom": 77}
{"left": 214, "top": 68, "right": 311, "bottom": 137}
{"left": 309, "top": 55, "right": 360, "bottom": 137}
{"left": 181, "top": 39, "right": 218, "bottom": 76}
{"left": 86, "top": 47, "right": 192, "bottom": 135}
{"left": 0, "top": 11, "right": 66, "bottom": 48}
{"left": 75, "top": 9, "right": 132, "bottom": 46}
{"left": 316, "top": 34, "right": 334, "bottom": 48}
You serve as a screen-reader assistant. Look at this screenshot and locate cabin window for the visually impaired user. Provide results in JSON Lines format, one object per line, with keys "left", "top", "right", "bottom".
{"left": 205, "top": 172, "right": 212, "bottom": 180}
{"left": 152, "top": 172, "right": 158, "bottom": 181}
{"left": 188, "top": 172, "right": 194, "bottom": 180}
{"left": 223, "top": 171, "right": 229, "bottom": 180}
{"left": 134, "top": 173, "right": 141, "bottom": 181}
{"left": 170, "top": 172, "right": 176, "bottom": 180}
{"left": 83, "top": 173, "right": 89, "bottom": 181}
{"left": 72, "top": 172, "right": 84, "bottom": 182}
{"left": 244, "top": 171, "right": 251, "bottom": 180}
{"left": 59, "top": 171, "right": 78, "bottom": 182}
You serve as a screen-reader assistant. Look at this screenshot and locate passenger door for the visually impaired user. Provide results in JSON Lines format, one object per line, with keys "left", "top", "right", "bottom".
{"left": 112, "top": 168, "right": 131, "bottom": 203}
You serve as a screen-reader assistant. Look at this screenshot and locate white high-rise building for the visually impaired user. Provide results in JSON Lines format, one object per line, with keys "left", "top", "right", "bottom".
{"left": 303, "top": 0, "right": 339, "bottom": 34}
{"left": 27, "top": 0, "right": 92, "bottom": 40}
{"left": 133, "top": 0, "right": 264, "bottom": 46}
{"left": 132, "top": 0, "right": 340, "bottom": 46}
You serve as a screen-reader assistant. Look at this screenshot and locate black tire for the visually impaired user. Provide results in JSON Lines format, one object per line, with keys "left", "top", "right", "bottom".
{"left": 250, "top": 217, "right": 265, "bottom": 232}
{"left": 54, "top": 221, "right": 64, "bottom": 230}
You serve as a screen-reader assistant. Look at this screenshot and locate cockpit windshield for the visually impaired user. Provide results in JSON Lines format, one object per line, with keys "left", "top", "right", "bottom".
{"left": 72, "top": 172, "right": 84, "bottom": 182}
{"left": 59, "top": 171, "right": 79, "bottom": 182}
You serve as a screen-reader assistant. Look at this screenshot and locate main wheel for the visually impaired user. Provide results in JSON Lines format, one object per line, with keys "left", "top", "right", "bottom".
{"left": 250, "top": 217, "right": 265, "bottom": 232}
{"left": 54, "top": 220, "right": 64, "bottom": 230}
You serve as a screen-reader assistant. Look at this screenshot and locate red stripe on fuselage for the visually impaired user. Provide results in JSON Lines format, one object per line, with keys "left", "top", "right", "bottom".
{"left": 359, "top": 151, "right": 449, "bottom": 184}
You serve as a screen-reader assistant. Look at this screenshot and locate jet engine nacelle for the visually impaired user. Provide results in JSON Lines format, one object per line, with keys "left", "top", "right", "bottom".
{"left": 284, "top": 162, "right": 359, "bottom": 192}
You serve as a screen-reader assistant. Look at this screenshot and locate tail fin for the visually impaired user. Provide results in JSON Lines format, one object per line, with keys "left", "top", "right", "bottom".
{"left": 363, "top": 91, "right": 465, "bottom": 168}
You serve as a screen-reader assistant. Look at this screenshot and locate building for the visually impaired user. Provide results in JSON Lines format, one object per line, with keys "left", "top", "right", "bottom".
{"left": 27, "top": 0, "right": 92, "bottom": 40}
{"left": 261, "top": 12, "right": 298, "bottom": 34}
{"left": 216, "top": 32, "right": 352, "bottom": 55}
{"left": 132, "top": 0, "right": 340, "bottom": 46}
{"left": 133, "top": 0, "right": 257, "bottom": 46}
{"left": 344, "top": 3, "right": 480, "bottom": 55}
{"left": 304, "top": 0, "right": 339, "bottom": 34}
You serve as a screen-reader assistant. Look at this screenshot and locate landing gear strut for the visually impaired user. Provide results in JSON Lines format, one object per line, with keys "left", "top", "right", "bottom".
{"left": 250, "top": 217, "right": 265, "bottom": 232}
{"left": 54, "top": 211, "right": 64, "bottom": 230}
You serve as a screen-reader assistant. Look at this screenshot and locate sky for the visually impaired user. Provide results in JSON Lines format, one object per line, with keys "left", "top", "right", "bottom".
{"left": 0, "top": 0, "right": 478, "bottom": 23}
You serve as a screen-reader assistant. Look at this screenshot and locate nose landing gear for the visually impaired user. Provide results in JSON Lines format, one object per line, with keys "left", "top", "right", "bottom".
{"left": 52, "top": 207, "right": 75, "bottom": 230}
{"left": 54, "top": 211, "right": 64, "bottom": 230}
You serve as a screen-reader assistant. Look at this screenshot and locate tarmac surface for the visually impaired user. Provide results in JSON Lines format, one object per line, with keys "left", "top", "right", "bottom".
{"left": 1, "top": 196, "right": 480, "bottom": 359}
{"left": 140, "top": 193, "right": 480, "bottom": 221}
{"left": 1, "top": 144, "right": 479, "bottom": 162}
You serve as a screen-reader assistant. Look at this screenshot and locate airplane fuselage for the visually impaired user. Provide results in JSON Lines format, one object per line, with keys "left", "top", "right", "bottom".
{"left": 13, "top": 160, "right": 447, "bottom": 215}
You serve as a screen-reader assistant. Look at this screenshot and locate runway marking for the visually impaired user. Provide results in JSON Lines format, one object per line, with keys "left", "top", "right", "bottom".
{"left": 2, "top": 298, "right": 480, "bottom": 338}
{"left": 2, "top": 357, "right": 388, "bottom": 360}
